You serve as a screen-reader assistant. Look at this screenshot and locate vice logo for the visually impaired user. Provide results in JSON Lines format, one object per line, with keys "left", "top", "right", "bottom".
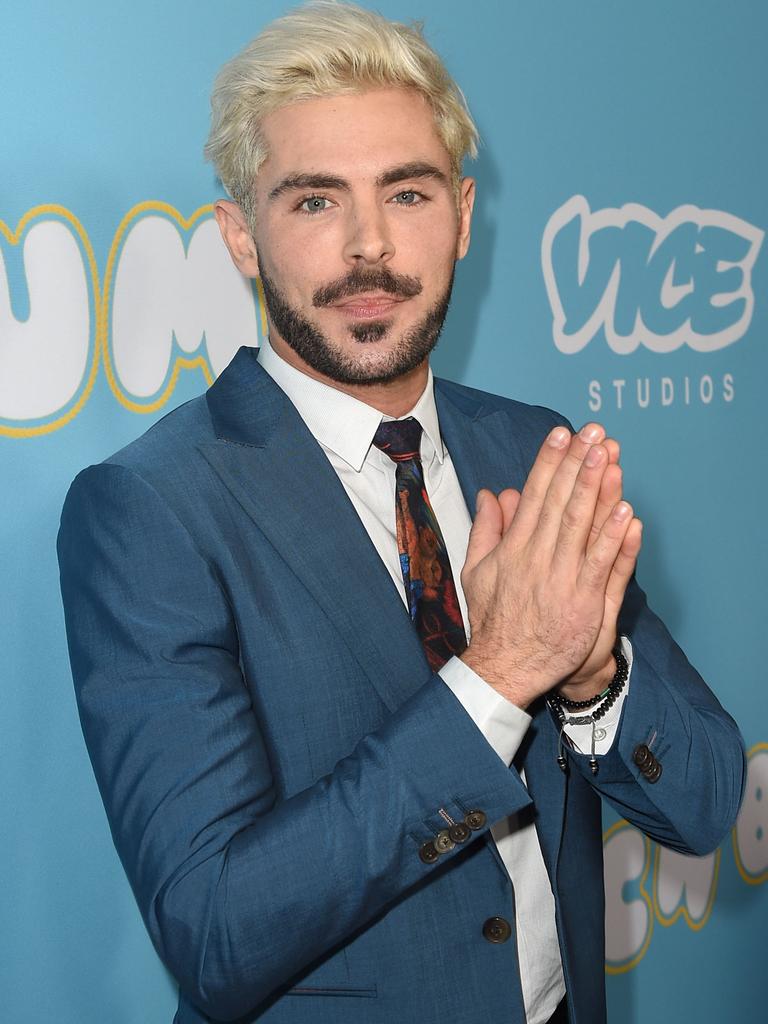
{"left": 542, "top": 195, "right": 763, "bottom": 354}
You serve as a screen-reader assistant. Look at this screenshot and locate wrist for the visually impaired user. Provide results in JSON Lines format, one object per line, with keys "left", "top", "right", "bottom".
{"left": 556, "top": 653, "right": 616, "bottom": 704}
{"left": 459, "top": 647, "right": 538, "bottom": 710}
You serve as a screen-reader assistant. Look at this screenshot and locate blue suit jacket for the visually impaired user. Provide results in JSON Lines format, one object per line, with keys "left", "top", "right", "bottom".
{"left": 58, "top": 346, "right": 745, "bottom": 1023}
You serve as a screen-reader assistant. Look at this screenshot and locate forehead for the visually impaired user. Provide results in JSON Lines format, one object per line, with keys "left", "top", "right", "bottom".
{"left": 258, "top": 87, "right": 451, "bottom": 183}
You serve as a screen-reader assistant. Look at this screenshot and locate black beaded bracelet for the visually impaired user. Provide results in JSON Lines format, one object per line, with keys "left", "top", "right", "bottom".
{"left": 547, "top": 646, "right": 630, "bottom": 775}
{"left": 549, "top": 647, "right": 629, "bottom": 714}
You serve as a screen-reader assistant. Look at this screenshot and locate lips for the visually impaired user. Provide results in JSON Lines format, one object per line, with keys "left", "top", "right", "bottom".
{"left": 330, "top": 293, "right": 408, "bottom": 319}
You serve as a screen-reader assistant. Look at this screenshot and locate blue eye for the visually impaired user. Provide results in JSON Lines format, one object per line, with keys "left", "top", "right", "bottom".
{"left": 394, "top": 191, "right": 420, "bottom": 205}
{"left": 299, "top": 196, "right": 331, "bottom": 214}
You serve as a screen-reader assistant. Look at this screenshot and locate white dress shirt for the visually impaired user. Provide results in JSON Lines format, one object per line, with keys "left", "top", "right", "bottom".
{"left": 257, "top": 338, "right": 629, "bottom": 1024}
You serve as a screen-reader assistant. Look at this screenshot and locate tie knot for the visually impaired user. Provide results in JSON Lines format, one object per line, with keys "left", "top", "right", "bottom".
{"left": 373, "top": 417, "right": 423, "bottom": 462}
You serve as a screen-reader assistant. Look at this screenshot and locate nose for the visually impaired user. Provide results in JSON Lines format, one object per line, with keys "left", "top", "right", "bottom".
{"left": 342, "top": 200, "right": 395, "bottom": 265}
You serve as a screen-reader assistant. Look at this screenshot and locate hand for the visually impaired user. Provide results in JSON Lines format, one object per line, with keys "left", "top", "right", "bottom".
{"left": 459, "top": 423, "right": 642, "bottom": 708}
{"left": 558, "top": 437, "right": 642, "bottom": 700}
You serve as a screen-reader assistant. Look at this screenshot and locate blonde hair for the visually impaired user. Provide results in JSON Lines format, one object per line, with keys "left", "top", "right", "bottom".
{"left": 204, "top": 0, "right": 479, "bottom": 220}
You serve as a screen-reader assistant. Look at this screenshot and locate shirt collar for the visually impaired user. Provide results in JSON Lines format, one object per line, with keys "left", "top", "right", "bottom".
{"left": 257, "top": 336, "right": 445, "bottom": 472}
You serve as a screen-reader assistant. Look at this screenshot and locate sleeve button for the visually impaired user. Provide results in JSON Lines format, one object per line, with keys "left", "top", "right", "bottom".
{"left": 633, "top": 744, "right": 652, "bottom": 769}
{"left": 465, "top": 810, "right": 487, "bottom": 830}
{"left": 448, "top": 822, "right": 471, "bottom": 844}
{"left": 435, "top": 829, "right": 456, "bottom": 853}
{"left": 419, "top": 841, "right": 439, "bottom": 864}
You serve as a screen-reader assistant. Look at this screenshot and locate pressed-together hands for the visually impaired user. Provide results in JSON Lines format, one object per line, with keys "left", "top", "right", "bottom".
{"left": 460, "top": 423, "right": 643, "bottom": 710}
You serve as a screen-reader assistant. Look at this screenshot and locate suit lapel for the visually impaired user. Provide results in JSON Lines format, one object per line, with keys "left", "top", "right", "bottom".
{"left": 199, "top": 348, "right": 429, "bottom": 713}
{"left": 434, "top": 381, "right": 528, "bottom": 503}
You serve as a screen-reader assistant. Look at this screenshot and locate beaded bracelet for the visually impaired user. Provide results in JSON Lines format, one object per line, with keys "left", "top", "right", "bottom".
{"left": 549, "top": 647, "right": 629, "bottom": 716}
{"left": 547, "top": 646, "right": 629, "bottom": 775}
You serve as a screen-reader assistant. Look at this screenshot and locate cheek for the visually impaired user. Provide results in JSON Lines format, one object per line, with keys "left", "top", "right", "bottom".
{"left": 269, "top": 225, "right": 346, "bottom": 290}
{"left": 397, "top": 215, "right": 460, "bottom": 267}
{"left": 257, "top": 236, "right": 312, "bottom": 298}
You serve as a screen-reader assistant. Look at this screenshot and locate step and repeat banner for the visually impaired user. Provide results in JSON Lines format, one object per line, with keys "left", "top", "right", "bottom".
{"left": 2, "top": 1, "right": 765, "bottom": 1021}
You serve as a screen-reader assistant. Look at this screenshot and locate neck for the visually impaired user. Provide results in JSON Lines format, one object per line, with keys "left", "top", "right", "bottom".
{"left": 268, "top": 335, "right": 430, "bottom": 418}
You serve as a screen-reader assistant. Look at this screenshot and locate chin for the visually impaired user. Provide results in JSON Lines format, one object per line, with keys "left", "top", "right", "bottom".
{"left": 259, "top": 265, "right": 451, "bottom": 387}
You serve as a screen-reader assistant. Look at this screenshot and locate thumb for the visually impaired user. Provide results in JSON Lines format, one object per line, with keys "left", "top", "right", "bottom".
{"left": 464, "top": 489, "right": 503, "bottom": 574}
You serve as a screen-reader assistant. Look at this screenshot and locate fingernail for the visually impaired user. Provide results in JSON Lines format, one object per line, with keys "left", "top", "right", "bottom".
{"left": 476, "top": 490, "right": 485, "bottom": 512}
{"left": 547, "top": 427, "right": 569, "bottom": 448}
{"left": 579, "top": 423, "right": 603, "bottom": 443}
{"left": 585, "top": 445, "right": 604, "bottom": 467}
{"left": 613, "top": 501, "right": 631, "bottom": 521}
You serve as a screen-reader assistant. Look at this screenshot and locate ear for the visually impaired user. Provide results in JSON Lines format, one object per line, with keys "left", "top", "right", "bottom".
{"left": 455, "top": 177, "right": 475, "bottom": 261}
{"left": 214, "top": 200, "right": 261, "bottom": 278}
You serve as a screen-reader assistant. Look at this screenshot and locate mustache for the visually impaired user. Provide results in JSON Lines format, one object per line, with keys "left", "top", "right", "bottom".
{"left": 312, "top": 267, "right": 422, "bottom": 307}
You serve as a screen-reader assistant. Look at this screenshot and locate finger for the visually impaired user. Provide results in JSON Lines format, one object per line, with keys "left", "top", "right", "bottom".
{"left": 605, "top": 517, "right": 643, "bottom": 606}
{"left": 498, "top": 488, "right": 521, "bottom": 535}
{"left": 463, "top": 489, "right": 504, "bottom": 575}
{"left": 578, "top": 500, "right": 634, "bottom": 591}
{"left": 511, "top": 423, "right": 603, "bottom": 541}
{"left": 528, "top": 423, "right": 608, "bottom": 543}
{"left": 551, "top": 442, "right": 611, "bottom": 564}
{"left": 604, "top": 437, "right": 620, "bottom": 465}
{"left": 505, "top": 425, "right": 571, "bottom": 540}
{"left": 589, "top": 463, "right": 623, "bottom": 547}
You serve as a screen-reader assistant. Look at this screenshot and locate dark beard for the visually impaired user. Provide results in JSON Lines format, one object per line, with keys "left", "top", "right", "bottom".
{"left": 257, "top": 262, "right": 455, "bottom": 386}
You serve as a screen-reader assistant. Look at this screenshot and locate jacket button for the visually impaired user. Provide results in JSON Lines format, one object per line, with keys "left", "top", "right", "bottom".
{"left": 482, "top": 916, "right": 512, "bottom": 944}
{"left": 435, "top": 829, "right": 456, "bottom": 853}
{"left": 448, "top": 822, "right": 471, "bottom": 844}
{"left": 419, "top": 841, "right": 439, "bottom": 864}
{"left": 465, "top": 810, "right": 487, "bottom": 831}
{"left": 633, "top": 744, "right": 652, "bottom": 769}
{"left": 644, "top": 761, "right": 663, "bottom": 783}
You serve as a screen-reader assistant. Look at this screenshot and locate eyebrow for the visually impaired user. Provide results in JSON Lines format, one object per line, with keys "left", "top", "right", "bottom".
{"left": 268, "top": 173, "right": 349, "bottom": 200}
{"left": 267, "top": 161, "right": 450, "bottom": 201}
{"left": 377, "top": 162, "right": 450, "bottom": 189}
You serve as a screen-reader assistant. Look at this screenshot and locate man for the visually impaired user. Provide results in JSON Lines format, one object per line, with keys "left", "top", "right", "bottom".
{"left": 57, "top": 3, "right": 745, "bottom": 1023}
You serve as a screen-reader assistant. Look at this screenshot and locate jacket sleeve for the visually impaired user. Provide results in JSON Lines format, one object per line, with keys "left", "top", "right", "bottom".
{"left": 57, "top": 462, "right": 528, "bottom": 1021}
{"left": 564, "top": 574, "right": 746, "bottom": 855}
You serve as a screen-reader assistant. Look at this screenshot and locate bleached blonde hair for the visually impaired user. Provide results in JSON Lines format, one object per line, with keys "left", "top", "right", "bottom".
{"left": 204, "top": 1, "right": 479, "bottom": 221}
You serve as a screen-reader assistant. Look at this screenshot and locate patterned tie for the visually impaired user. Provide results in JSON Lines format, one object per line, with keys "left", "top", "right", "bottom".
{"left": 373, "top": 417, "right": 467, "bottom": 671}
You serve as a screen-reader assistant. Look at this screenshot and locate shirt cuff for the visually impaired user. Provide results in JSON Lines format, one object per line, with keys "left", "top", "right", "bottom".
{"left": 561, "top": 636, "right": 633, "bottom": 756}
{"left": 439, "top": 656, "right": 531, "bottom": 766}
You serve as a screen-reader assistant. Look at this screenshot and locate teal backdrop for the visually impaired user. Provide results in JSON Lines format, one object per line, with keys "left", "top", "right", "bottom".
{"left": 2, "top": 1, "right": 765, "bottom": 1020}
